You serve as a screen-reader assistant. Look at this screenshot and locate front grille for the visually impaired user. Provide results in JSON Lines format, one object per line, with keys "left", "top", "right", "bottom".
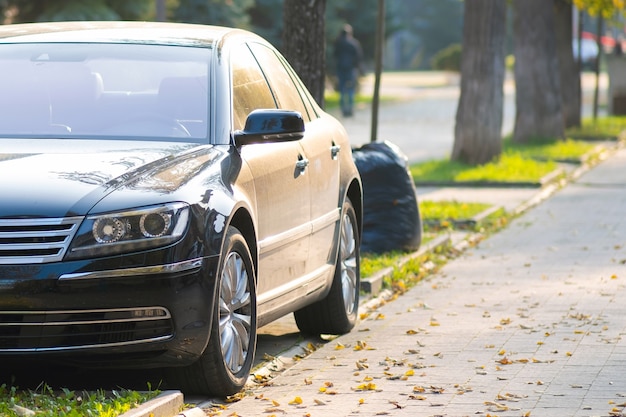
{"left": 0, "top": 217, "right": 83, "bottom": 264}
{"left": 0, "top": 307, "right": 173, "bottom": 352}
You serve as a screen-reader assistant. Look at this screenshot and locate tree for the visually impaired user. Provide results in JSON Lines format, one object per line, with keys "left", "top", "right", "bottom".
{"left": 555, "top": 0, "right": 582, "bottom": 128}
{"left": 1, "top": 0, "right": 151, "bottom": 22}
{"left": 573, "top": 0, "right": 625, "bottom": 119}
{"left": 173, "top": 0, "right": 253, "bottom": 27}
{"left": 248, "top": 0, "right": 284, "bottom": 48}
{"left": 386, "top": 0, "right": 463, "bottom": 70}
{"left": 451, "top": 0, "right": 507, "bottom": 165}
{"left": 282, "top": 0, "right": 326, "bottom": 106}
{"left": 512, "top": 0, "right": 564, "bottom": 143}
{"left": 573, "top": 0, "right": 625, "bottom": 17}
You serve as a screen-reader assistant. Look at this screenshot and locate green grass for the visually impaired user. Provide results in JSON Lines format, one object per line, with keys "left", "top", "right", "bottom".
{"left": 503, "top": 137, "right": 598, "bottom": 162}
{"left": 324, "top": 91, "right": 372, "bottom": 109}
{"left": 324, "top": 89, "right": 395, "bottom": 110}
{"left": 567, "top": 115, "right": 626, "bottom": 139}
{"left": 420, "top": 200, "right": 491, "bottom": 222}
{"left": 361, "top": 250, "right": 406, "bottom": 278}
{"left": 0, "top": 383, "right": 160, "bottom": 417}
{"left": 410, "top": 153, "right": 558, "bottom": 183}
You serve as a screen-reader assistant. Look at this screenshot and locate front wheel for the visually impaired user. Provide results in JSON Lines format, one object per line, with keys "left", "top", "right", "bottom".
{"left": 294, "top": 197, "right": 360, "bottom": 335}
{"left": 167, "top": 226, "right": 257, "bottom": 396}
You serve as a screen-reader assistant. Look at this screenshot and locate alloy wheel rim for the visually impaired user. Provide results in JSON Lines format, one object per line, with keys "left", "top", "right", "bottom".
{"left": 340, "top": 212, "right": 358, "bottom": 315}
{"left": 219, "top": 251, "right": 252, "bottom": 374}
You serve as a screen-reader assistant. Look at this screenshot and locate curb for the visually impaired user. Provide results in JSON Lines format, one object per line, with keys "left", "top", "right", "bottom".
{"left": 119, "top": 391, "right": 184, "bottom": 417}
{"left": 360, "top": 232, "right": 452, "bottom": 296}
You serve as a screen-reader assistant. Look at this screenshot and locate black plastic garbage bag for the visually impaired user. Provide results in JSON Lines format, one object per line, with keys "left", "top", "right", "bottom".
{"left": 352, "top": 140, "right": 422, "bottom": 254}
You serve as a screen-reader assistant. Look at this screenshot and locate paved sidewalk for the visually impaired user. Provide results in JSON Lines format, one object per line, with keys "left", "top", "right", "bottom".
{"left": 216, "top": 148, "right": 626, "bottom": 416}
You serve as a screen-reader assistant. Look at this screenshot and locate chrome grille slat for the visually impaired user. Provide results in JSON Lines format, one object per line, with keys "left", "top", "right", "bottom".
{"left": 0, "top": 308, "right": 174, "bottom": 351}
{"left": 0, "top": 217, "right": 82, "bottom": 264}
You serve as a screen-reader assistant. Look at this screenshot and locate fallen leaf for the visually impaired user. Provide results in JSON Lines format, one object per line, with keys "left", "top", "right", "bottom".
{"left": 288, "top": 396, "right": 303, "bottom": 405}
{"left": 389, "top": 401, "right": 403, "bottom": 409}
{"left": 354, "top": 382, "right": 377, "bottom": 391}
{"left": 263, "top": 407, "right": 284, "bottom": 413}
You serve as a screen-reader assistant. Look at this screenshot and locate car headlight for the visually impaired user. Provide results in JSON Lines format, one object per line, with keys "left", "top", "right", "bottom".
{"left": 66, "top": 202, "right": 190, "bottom": 260}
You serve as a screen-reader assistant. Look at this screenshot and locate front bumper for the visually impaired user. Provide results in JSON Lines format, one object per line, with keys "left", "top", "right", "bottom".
{"left": 0, "top": 254, "right": 220, "bottom": 368}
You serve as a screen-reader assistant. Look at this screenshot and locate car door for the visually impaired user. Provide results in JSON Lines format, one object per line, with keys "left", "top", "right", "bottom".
{"left": 248, "top": 43, "right": 340, "bottom": 284}
{"left": 232, "top": 44, "right": 311, "bottom": 313}
{"left": 280, "top": 60, "right": 342, "bottom": 274}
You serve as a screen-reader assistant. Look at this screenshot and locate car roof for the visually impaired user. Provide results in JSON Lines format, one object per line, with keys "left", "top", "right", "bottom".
{"left": 0, "top": 21, "right": 257, "bottom": 48}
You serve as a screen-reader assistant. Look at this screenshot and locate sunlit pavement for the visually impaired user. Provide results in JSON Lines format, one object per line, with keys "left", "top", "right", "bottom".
{"left": 217, "top": 147, "right": 626, "bottom": 417}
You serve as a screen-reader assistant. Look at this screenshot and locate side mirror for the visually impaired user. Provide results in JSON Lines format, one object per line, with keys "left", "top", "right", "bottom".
{"left": 234, "top": 109, "right": 304, "bottom": 146}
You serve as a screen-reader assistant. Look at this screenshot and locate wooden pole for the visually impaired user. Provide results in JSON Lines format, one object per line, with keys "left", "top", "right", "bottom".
{"left": 370, "top": 0, "right": 385, "bottom": 143}
{"left": 593, "top": 15, "right": 603, "bottom": 120}
{"left": 156, "top": 0, "right": 166, "bottom": 22}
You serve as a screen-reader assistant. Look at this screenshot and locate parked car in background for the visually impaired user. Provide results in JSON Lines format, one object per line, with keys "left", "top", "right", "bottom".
{"left": 0, "top": 21, "right": 363, "bottom": 396}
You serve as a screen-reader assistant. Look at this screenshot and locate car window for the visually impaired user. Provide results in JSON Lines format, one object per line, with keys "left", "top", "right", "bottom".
{"left": 231, "top": 45, "right": 277, "bottom": 131}
{"left": 277, "top": 54, "right": 319, "bottom": 120}
{"left": 247, "top": 43, "right": 311, "bottom": 121}
{"left": 0, "top": 43, "right": 210, "bottom": 140}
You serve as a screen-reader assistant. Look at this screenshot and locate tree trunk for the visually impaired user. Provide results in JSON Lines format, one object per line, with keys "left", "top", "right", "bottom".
{"left": 452, "top": 0, "right": 506, "bottom": 165}
{"left": 282, "top": 0, "right": 326, "bottom": 107}
{"left": 513, "top": 0, "right": 564, "bottom": 143}
{"left": 554, "top": 0, "right": 581, "bottom": 128}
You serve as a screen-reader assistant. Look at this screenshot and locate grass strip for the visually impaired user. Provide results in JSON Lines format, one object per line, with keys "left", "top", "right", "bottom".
{"left": 0, "top": 383, "right": 160, "bottom": 417}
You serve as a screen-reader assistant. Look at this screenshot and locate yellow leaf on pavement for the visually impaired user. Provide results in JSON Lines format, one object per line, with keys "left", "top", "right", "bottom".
{"left": 288, "top": 396, "right": 303, "bottom": 405}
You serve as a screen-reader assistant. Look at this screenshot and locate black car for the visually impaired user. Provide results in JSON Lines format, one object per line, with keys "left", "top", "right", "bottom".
{"left": 0, "top": 21, "right": 363, "bottom": 396}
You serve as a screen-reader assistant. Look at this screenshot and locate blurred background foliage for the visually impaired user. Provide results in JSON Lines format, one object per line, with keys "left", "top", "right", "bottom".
{"left": 0, "top": 0, "right": 466, "bottom": 73}
{"left": 0, "top": 0, "right": 617, "bottom": 74}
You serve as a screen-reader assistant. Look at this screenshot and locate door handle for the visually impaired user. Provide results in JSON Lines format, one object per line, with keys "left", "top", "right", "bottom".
{"left": 331, "top": 144, "right": 341, "bottom": 159}
{"left": 296, "top": 157, "right": 309, "bottom": 171}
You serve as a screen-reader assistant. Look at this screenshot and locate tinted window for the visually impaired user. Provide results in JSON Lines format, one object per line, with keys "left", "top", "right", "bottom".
{"left": 231, "top": 45, "right": 277, "bottom": 131}
{"left": 0, "top": 43, "right": 210, "bottom": 140}
{"left": 279, "top": 55, "right": 319, "bottom": 121}
{"left": 248, "top": 43, "right": 311, "bottom": 121}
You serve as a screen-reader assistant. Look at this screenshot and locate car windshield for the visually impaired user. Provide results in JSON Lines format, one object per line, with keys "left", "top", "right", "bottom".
{"left": 0, "top": 43, "right": 210, "bottom": 140}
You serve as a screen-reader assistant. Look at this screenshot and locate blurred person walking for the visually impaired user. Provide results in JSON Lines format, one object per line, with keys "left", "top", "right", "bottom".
{"left": 333, "top": 24, "right": 363, "bottom": 117}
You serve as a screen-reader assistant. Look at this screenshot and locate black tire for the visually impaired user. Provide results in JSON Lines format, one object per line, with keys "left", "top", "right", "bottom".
{"left": 294, "top": 197, "right": 360, "bottom": 335}
{"left": 167, "top": 226, "right": 257, "bottom": 396}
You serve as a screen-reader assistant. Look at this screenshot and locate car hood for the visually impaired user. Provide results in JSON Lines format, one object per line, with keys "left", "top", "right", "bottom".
{"left": 0, "top": 139, "right": 222, "bottom": 218}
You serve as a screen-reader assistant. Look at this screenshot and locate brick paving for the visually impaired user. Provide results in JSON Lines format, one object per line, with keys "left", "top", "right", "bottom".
{"left": 217, "top": 148, "right": 626, "bottom": 417}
